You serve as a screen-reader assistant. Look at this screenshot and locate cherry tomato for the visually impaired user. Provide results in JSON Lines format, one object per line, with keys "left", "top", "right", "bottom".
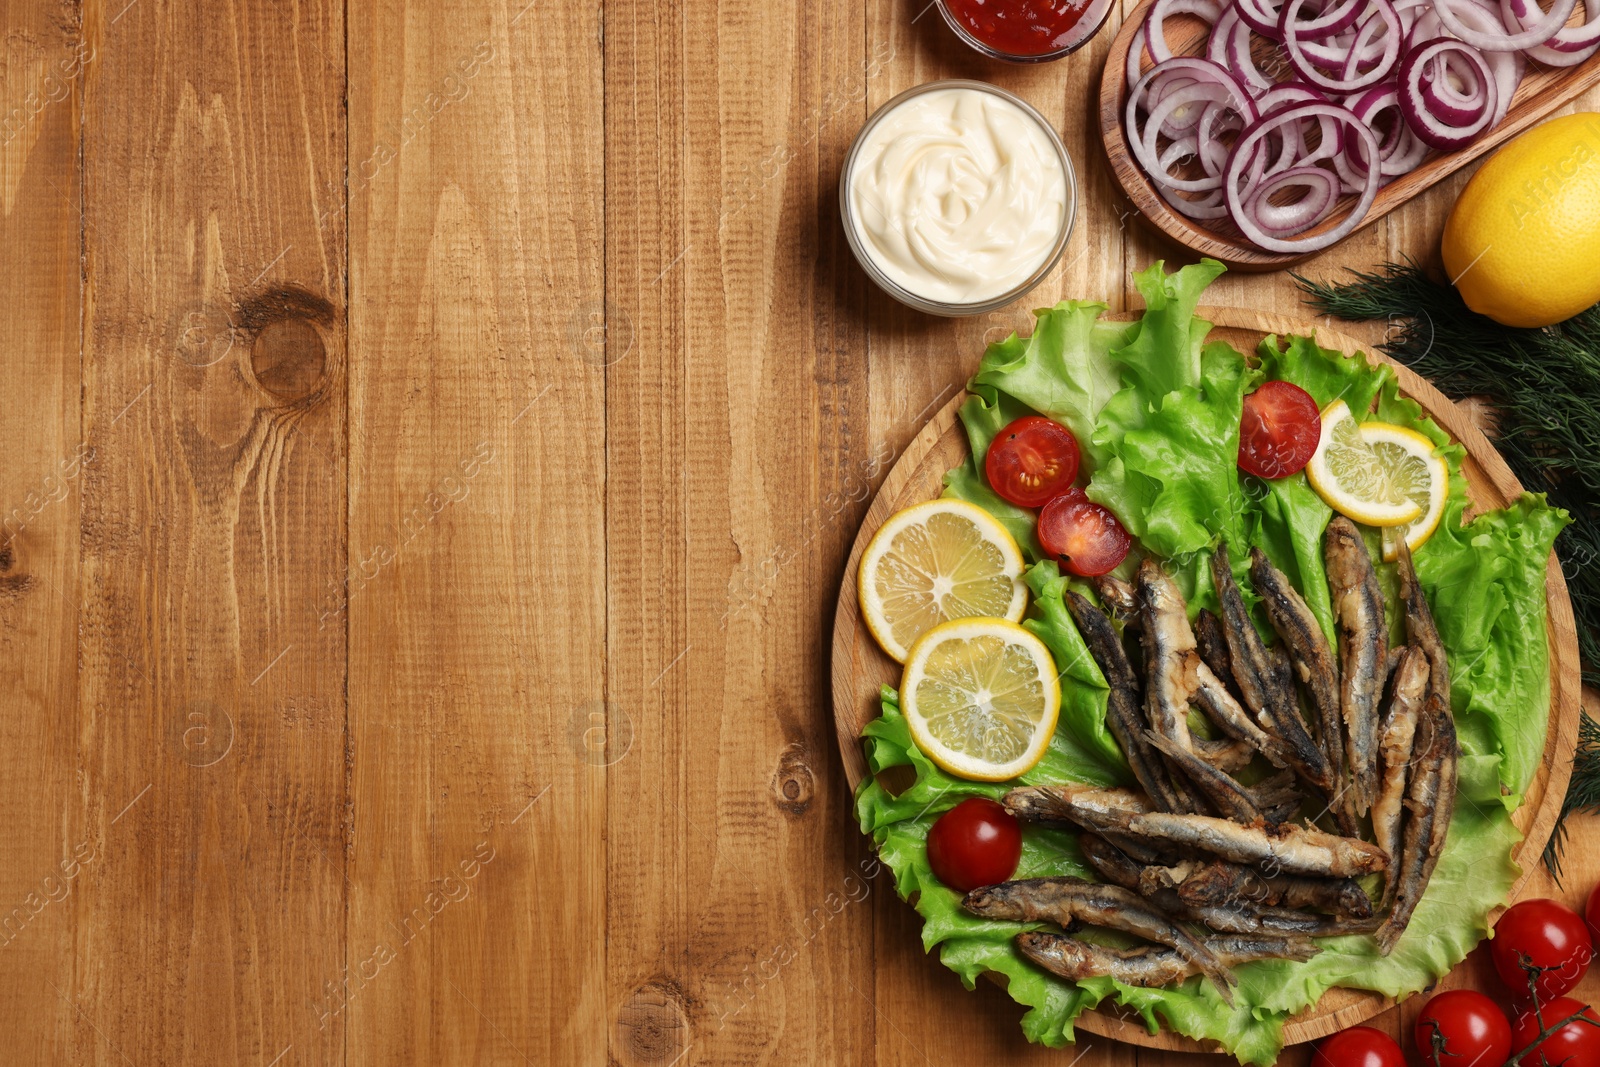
{"left": 1312, "top": 1026, "right": 1406, "bottom": 1067}
{"left": 1587, "top": 882, "right": 1600, "bottom": 947}
{"left": 1238, "top": 380, "right": 1322, "bottom": 479}
{"left": 1414, "top": 990, "right": 1512, "bottom": 1067}
{"left": 1510, "top": 997, "right": 1600, "bottom": 1067}
{"left": 1491, "top": 898, "right": 1595, "bottom": 1000}
{"left": 985, "top": 415, "right": 1082, "bottom": 508}
{"left": 1037, "top": 496, "right": 1131, "bottom": 577}
{"left": 926, "top": 797, "right": 1022, "bottom": 893}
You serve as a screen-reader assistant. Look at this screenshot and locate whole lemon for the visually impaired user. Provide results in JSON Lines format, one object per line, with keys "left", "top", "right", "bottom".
{"left": 1442, "top": 112, "right": 1600, "bottom": 328}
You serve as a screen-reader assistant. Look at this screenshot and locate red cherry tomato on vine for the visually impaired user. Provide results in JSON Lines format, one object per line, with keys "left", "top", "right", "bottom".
{"left": 1238, "top": 380, "right": 1321, "bottom": 479}
{"left": 926, "top": 797, "right": 1022, "bottom": 893}
{"left": 985, "top": 416, "right": 1081, "bottom": 508}
{"left": 1491, "top": 898, "right": 1594, "bottom": 1001}
{"left": 1312, "top": 1026, "right": 1405, "bottom": 1067}
{"left": 1414, "top": 990, "right": 1512, "bottom": 1067}
{"left": 1037, "top": 496, "right": 1131, "bottom": 577}
{"left": 1510, "top": 997, "right": 1600, "bottom": 1067}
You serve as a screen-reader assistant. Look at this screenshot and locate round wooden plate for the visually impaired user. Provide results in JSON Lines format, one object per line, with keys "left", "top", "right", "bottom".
{"left": 831, "top": 307, "right": 1582, "bottom": 1052}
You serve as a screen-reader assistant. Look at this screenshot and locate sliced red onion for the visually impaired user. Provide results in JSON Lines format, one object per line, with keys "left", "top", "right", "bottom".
{"left": 1419, "top": 46, "right": 1492, "bottom": 123}
{"left": 1291, "top": 0, "right": 1369, "bottom": 37}
{"left": 1147, "top": 0, "right": 1226, "bottom": 63}
{"left": 1213, "top": 9, "right": 1283, "bottom": 95}
{"left": 1282, "top": 0, "right": 1402, "bottom": 90}
{"left": 1223, "top": 101, "right": 1382, "bottom": 251}
{"left": 1242, "top": 165, "right": 1343, "bottom": 233}
{"left": 1345, "top": 82, "right": 1433, "bottom": 174}
{"left": 1399, "top": 37, "right": 1498, "bottom": 147}
{"left": 1432, "top": 0, "right": 1576, "bottom": 48}
{"left": 1503, "top": 0, "right": 1600, "bottom": 62}
{"left": 1236, "top": 0, "right": 1290, "bottom": 37}
{"left": 1127, "top": 58, "right": 1257, "bottom": 192}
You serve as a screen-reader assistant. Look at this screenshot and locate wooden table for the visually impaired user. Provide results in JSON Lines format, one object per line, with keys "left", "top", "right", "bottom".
{"left": 0, "top": 1, "right": 1594, "bottom": 1063}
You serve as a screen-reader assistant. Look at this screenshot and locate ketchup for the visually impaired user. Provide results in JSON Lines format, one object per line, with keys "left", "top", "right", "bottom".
{"left": 942, "top": 0, "right": 1094, "bottom": 57}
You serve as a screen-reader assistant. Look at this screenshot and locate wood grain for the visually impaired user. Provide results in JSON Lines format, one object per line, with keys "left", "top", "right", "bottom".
{"left": 832, "top": 308, "right": 1582, "bottom": 1051}
{"left": 73, "top": 0, "right": 349, "bottom": 1064}
{"left": 344, "top": 1, "right": 606, "bottom": 1063}
{"left": 0, "top": 1, "right": 82, "bottom": 1060}
{"left": 1099, "top": 0, "right": 1600, "bottom": 270}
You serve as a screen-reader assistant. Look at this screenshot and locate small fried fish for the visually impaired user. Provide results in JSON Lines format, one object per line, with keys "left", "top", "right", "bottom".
{"left": 1325, "top": 517, "right": 1387, "bottom": 815}
{"left": 1066, "top": 590, "right": 1191, "bottom": 813}
{"left": 1375, "top": 695, "right": 1459, "bottom": 954}
{"left": 1017, "top": 931, "right": 1320, "bottom": 986}
{"left": 1005, "top": 785, "right": 1388, "bottom": 877}
{"left": 1374, "top": 646, "right": 1428, "bottom": 911}
{"left": 1250, "top": 547, "right": 1360, "bottom": 837}
{"left": 963, "top": 877, "right": 1236, "bottom": 1002}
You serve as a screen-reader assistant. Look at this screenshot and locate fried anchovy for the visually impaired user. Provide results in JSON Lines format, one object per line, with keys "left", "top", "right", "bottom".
{"left": 1374, "top": 646, "right": 1428, "bottom": 911}
{"left": 1137, "top": 560, "right": 1266, "bottom": 773}
{"left": 1325, "top": 517, "right": 1387, "bottom": 815}
{"left": 1078, "top": 834, "right": 1378, "bottom": 935}
{"left": 1007, "top": 785, "right": 1388, "bottom": 877}
{"left": 1095, "top": 575, "right": 1140, "bottom": 626}
{"left": 1395, "top": 539, "right": 1451, "bottom": 704}
{"left": 1145, "top": 730, "right": 1265, "bottom": 823}
{"left": 1066, "top": 590, "right": 1191, "bottom": 813}
{"left": 1250, "top": 547, "right": 1360, "bottom": 836}
{"left": 1016, "top": 931, "right": 1320, "bottom": 986}
{"left": 963, "top": 877, "right": 1236, "bottom": 1002}
{"left": 1174, "top": 859, "right": 1373, "bottom": 918}
{"left": 1375, "top": 695, "right": 1459, "bottom": 954}
{"left": 1210, "top": 545, "right": 1336, "bottom": 798}
{"left": 1195, "top": 609, "right": 1239, "bottom": 697}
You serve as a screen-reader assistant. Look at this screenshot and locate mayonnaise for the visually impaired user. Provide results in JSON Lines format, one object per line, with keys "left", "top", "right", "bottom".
{"left": 846, "top": 85, "right": 1070, "bottom": 307}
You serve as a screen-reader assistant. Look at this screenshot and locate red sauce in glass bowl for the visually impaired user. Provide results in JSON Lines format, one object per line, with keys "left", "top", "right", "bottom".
{"left": 938, "top": 0, "right": 1106, "bottom": 60}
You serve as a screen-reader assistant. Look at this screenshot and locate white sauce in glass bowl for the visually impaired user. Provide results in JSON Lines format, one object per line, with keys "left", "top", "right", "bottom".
{"left": 846, "top": 86, "right": 1069, "bottom": 306}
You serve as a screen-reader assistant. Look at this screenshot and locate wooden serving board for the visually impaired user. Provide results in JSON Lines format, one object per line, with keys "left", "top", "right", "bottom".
{"left": 1098, "top": 2, "right": 1600, "bottom": 271}
{"left": 830, "top": 307, "right": 1582, "bottom": 1052}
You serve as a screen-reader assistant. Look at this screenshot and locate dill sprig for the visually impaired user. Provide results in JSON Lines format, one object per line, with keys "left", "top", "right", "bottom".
{"left": 1294, "top": 261, "right": 1600, "bottom": 877}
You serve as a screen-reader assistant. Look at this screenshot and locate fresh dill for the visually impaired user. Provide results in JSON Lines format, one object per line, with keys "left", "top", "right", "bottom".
{"left": 1294, "top": 261, "right": 1600, "bottom": 877}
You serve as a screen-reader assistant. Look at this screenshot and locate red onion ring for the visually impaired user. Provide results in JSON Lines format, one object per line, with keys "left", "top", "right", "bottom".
{"left": 1222, "top": 101, "right": 1382, "bottom": 251}
{"left": 1432, "top": 0, "right": 1575, "bottom": 48}
{"left": 1242, "top": 165, "right": 1343, "bottom": 233}
{"left": 1282, "top": 0, "right": 1402, "bottom": 90}
{"left": 1399, "top": 37, "right": 1498, "bottom": 147}
{"left": 1127, "top": 58, "right": 1257, "bottom": 191}
{"left": 1503, "top": 0, "right": 1600, "bottom": 62}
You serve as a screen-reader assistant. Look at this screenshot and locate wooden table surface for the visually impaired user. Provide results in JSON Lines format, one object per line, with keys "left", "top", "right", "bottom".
{"left": 0, "top": 1, "right": 1595, "bottom": 1064}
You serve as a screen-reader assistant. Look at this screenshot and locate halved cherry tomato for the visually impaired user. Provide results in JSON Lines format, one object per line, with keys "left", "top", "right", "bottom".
{"left": 1238, "top": 380, "right": 1321, "bottom": 479}
{"left": 985, "top": 416, "right": 1081, "bottom": 507}
{"left": 1491, "top": 898, "right": 1594, "bottom": 1001}
{"left": 1038, "top": 496, "right": 1131, "bottom": 577}
{"left": 1509, "top": 997, "right": 1600, "bottom": 1067}
{"left": 1312, "top": 1026, "right": 1406, "bottom": 1067}
{"left": 1415, "top": 990, "right": 1512, "bottom": 1067}
{"left": 926, "top": 797, "right": 1022, "bottom": 892}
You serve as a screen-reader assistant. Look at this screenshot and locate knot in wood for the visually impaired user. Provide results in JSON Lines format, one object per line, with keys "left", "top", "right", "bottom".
{"left": 251, "top": 317, "right": 327, "bottom": 402}
{"left": 614, "top": 980, "right": 689, "bottom": 1066}
{"left": 771, "top": 742, "right": 815, "bottom": 815}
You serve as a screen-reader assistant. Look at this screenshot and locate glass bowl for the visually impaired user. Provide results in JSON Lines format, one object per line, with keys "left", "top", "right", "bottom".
{"left": 839, "top": 80, "right": 1078, "bottom": 317}
{"left": 935, "top": 0, "right": 1116, "bottom": 63}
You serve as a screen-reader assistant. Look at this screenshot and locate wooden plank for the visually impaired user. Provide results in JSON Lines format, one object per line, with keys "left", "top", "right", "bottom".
{"left": 604, "top": 0, "right": 888, "bottom": 1061}
{"left": 74, "top": 0, "right": 348, "bottom": 1063}
{"left": 343, "top": 0, "right": 607, "bottom": 1062}
{"left": 0, "top": 1, "right": 83, "bottom": 1059}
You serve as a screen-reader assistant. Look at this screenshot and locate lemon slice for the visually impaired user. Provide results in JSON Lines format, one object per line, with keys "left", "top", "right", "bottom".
{"left": 1305, "top": 400, "right": 1423, "bottom": 528}
{"left": 1364, "top": 422, "right": 1449, "bottom": 561}
{"left": 858, "top": 499, "right": 1027, "bottom": 663}
{"left": 901, "top": 618, "right": 1060, "bottom": 781}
